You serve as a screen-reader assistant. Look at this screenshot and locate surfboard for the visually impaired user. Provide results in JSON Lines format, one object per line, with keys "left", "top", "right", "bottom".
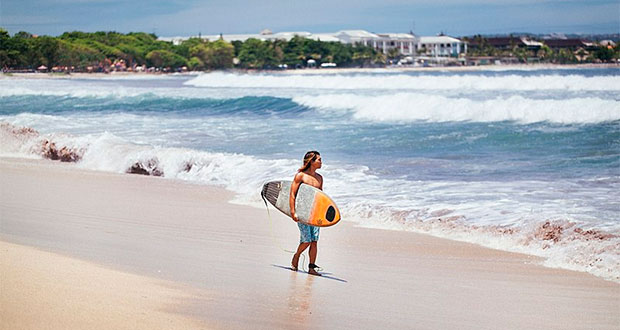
{"left": 261, "top": 180, "right": 341, "bottom": 227}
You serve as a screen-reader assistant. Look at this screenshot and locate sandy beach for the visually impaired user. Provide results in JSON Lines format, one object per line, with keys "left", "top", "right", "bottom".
{"left": 1, "top": 156, "right": 618, "bottom": 329}
{"left": 1, "top": 63, "right": 617, "bottom": 80}
{"left": 0, "top": 240, "right": 208, "bottom": 330}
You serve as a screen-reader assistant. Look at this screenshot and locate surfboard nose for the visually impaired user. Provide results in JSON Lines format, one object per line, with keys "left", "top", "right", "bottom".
{"left": 308, "top": 193, "right": 341, "bottom": 227}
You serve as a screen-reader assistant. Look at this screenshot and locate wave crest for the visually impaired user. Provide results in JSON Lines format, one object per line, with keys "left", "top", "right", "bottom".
{"left": 2, "top": 122, "right": 618, "bottom": 282}
{"left": 185, "top": 72, "right": 620, "bottom": 91}
{"left": 293, "top": 93, "right": 620, "bottom": 124}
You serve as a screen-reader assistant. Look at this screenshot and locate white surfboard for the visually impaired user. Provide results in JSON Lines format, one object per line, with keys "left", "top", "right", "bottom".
{"left": 261, "top": 180, "right": 341, "bottom": 227}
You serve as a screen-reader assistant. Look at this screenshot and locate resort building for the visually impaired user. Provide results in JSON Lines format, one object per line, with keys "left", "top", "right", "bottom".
{"left": 377, "top": 33, "right": 417, "bottom": 55}
{"left": 416, "top": 36, "right": 467, "bottom": 57}
{"left": 161, "top": 30, "right": 340, "bottom": 44}
{"left": 332, "top": 30, "right": 416, "bottom": 55}
{"left": 467, "top": 36, "right": 543, "bottom": 51}
{"left": 160, "top": 29, "right": 421, "bottom": 56}
{"left": 543, "top": 38, "right": 596, "bottom": 51}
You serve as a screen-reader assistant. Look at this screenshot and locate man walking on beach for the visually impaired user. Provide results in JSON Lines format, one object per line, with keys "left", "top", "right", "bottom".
{"left": 289, "top": 151, "right": 323, "bottom": 276}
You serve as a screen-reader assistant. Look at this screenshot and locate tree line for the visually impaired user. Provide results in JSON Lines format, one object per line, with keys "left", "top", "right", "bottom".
{"left": 1, "top": 29, "right": 617, "bottom": 72}
{"left": 0, "top": 29, "right": 383, "bottom": 72}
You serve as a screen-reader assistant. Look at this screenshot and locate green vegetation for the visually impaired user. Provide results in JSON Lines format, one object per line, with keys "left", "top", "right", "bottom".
{"left": 1, "top": 29, "right": 617, "bottom": 72}
{"left": 0, "top": 29, "right": 381, "bottom": 72}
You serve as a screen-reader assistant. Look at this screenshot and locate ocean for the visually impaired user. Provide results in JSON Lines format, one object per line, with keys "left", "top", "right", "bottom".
{"left": 1, "top": 67, "right": 619, "bottom": 282}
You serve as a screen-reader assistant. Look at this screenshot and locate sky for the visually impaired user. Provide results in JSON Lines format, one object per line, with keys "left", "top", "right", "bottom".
{"left": 1, "top": 0, "right": 618, "bottom": 37}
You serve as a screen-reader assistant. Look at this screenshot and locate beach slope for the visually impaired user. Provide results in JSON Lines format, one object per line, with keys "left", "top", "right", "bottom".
{"left": 0, "top": 157, "right": 618, "bottom": 330}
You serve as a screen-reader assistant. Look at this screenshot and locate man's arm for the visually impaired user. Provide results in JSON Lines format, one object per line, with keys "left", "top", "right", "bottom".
{"left": 289, "top": 173, "right": 303, "bottom": 222}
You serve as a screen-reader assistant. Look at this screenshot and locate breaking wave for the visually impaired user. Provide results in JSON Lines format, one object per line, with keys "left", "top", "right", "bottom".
{"left": 293, "top": 93, "right": 620, "bottom": 124}
{"left": 344, "top": 203, "right": 620, "bottom": 282}
{"left": 185, "top": 71, "right": 620, "bottom": 91}
{"left": 2, "top": 93, "right": 618, "bottom": 125}
{"left": 2, "top": 121, "right": 619, "bottom": 283}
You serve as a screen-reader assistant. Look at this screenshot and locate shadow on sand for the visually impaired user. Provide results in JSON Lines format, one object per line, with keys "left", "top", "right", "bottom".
{"left": 271, "top": 264, "right": 348, "bottom": 283}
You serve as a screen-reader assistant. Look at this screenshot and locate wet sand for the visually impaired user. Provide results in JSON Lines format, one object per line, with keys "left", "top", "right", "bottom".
{"left": 1, "top": 157, "right": 618, "bottom": 329}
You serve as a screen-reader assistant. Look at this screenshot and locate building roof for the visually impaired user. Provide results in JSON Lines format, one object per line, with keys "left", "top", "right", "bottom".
{"left": 268, "top": 31, "right": 312, "bottom": 41}
{"left": 335, "top": 30, "right": 379, "bottom": 38}
{"left": 160, "top": 29, "right": 436, "bottom": 46}
{"left": 377, "top": 33, "right": 415, "bottom": 40}
{"left": 203, "top": 34, "right": 261, "bottom": 42}
{"left": 199, "top": 31, "right": 319, "bottom": 42}
{"left": 521, "top": 38, "right": 543, "bottom": 47}
{"left": 419, "top": 36, "right": 463, "bottom": 44}
{"left": 600, "top": 40, "right": 616, "bottom": 47}
{"left": 544, "top": 39, "right": 595, "bottom": 48}
{"left": 308, "top": 34, "right": 341, "bottom": 42}
{"left": 467, "top": 36, "right": 541, "bottom": 48}
{"left": 158, "top": 36, "right": 193, "bottom": 45}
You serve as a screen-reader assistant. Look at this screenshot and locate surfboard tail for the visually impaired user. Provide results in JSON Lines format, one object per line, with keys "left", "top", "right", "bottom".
{"left": 261, "top": 181, "right": 281, "bottom": 206}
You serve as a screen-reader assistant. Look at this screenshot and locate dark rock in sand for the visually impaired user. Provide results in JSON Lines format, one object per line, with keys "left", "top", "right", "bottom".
{"left": 127, "top": 158, "right": 164, "bottom": 176}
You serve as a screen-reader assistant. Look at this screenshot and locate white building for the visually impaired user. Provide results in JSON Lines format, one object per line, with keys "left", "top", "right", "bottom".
{"left": 332, "top": 30, "right": 416, "bottom": 55}
{"left": 376, "top": 33, "right": 416, "bottom": 55}
{"left": 308, "top": 33, "right": 341, "bottom": 42}
{"left": 159, "top": 30, "right": 466, "bottom": 58}
{"left": 158, "top": 30, "right": 315, "bottom": 44}
{"left": 416, "top": 36, "right": 467, "bottom": 57}
{"left": 333, "top": 30, "right": 380, "bottom": 46}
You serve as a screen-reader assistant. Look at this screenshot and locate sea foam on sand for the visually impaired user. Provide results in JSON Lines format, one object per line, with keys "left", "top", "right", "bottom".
{"left": 1, "top": 156, "right": 619, "bottom": 330}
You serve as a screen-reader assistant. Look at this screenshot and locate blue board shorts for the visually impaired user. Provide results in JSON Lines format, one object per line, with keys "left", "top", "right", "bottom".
{"left": 298, "top": 222, "right": 320, "bottom": 243}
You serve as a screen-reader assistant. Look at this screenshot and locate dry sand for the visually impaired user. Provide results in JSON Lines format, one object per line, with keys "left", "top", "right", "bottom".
{"left": 0, "top": 241, "right": 209, "bottom": 330}
{"left": 0, "top": 156, "right": 618, "bottom": 330}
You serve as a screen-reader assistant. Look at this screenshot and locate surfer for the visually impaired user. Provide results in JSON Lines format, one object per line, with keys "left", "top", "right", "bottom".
{"left": 290, "top": 150, "right": 323, "bottom": 275}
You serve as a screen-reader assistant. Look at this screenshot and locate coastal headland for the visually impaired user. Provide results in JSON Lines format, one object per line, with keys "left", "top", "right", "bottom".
{"left": 1, "top": 156, "right": 618, "bottom": 329}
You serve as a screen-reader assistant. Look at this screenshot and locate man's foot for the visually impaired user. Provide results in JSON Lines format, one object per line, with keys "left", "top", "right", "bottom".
{"left": 291, "top": 254, "right": 300, "bottom": 271}
{"left": 308, "top": 267, "right": 322, "bottom": 276}
{"left": 308, "top": 263, "right": 323, "bottom": 276}
{"left": 308, "top": 263, "right": 323, "bottom": 272}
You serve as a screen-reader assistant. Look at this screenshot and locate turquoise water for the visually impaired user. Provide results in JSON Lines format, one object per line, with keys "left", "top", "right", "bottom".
{"left": 1, "top": 68, "right": 619, "bottom": 281}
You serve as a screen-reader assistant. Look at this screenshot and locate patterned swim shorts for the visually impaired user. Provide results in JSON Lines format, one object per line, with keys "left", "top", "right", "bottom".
{"left": 298, "top": 222, "right": 320, "bottom": 243}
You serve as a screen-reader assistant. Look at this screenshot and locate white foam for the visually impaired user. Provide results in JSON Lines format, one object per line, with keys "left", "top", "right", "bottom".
{"left": 344, "top": 203, "right": 620, "bottom": 283}
{"left": 0, "top": 82, "right": 145, "bottom": 98}
{"left": 186, "top": 71, "right": 620, "bottom": 91}
{"left": 293, "top": 93, "right": 620, "bottom": 124}
{"left": 3, "top": 74, "right": 618, "bottom": 126}
{"left": 2, "top": 121, "right": 618, "bottom": 282}
{"left": 0, "top": 79, "right": 238, "bottom": 99}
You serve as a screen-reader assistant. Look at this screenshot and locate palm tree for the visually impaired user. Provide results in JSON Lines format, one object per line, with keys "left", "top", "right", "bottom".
{"left": 387, "top": 48, "right": 400, "bottom": 63}
{"left": 536, "top": 45, "right": 552, "bottom": 61}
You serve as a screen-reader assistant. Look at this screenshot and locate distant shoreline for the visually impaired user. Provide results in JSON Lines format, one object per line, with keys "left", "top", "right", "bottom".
{"left": 275, "top": 63, "right": 619, "bottom": 75}
{"left": 2, "top": 63, "right": 618, "bottom": 79}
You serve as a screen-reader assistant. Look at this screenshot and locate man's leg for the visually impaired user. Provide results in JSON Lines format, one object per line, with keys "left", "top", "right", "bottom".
{"left": 292, "top": 242, "right": 310, "bottom": 270}
{"left": 309, "top": 241, "right": 317, "bottom": 265}
{"left": 307, "top": 241, "right": 320, "bottom": 275}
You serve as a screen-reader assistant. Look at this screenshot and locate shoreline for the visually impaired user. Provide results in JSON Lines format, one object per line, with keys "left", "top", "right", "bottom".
{"left": 1, "top": 156, "right": 618, "bottom": 329}
{"left": 1, "top": 63, "right": 618, "bottom": 79}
